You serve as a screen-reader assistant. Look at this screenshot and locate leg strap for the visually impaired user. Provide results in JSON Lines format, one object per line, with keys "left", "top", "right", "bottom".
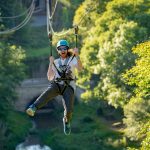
{"left": 54, "top": 81, "right": 74, "bottom": 95}
{"left": 55, "top": 82, "right": 61, "bottom": 94}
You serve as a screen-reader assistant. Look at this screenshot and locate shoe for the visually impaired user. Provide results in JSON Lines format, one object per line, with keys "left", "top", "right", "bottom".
{"left": 63, "top": 118, "right": 71, "bottom": 135}
{"left": 26, "top": 105, "right": 36, "bottom": 117}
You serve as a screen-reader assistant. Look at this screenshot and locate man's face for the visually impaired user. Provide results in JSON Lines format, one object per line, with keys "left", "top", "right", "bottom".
{"left": 57, "top": 46, "right": 68, "bottom": 58}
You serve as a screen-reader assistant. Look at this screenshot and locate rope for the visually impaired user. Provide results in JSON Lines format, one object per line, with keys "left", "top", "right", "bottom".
{"left": 46, "top": 0, "right": 54, "bottom": 56}
{"left": 48, "top": 17, "right": 73, "bottom": 36}
{"left": 46, "top": 2, "right": 94, "bottom": 37}
{"left": 0, "top": 0, "right": 35, "bottom": 19}
{"left": 46, "top": 0, "right": 51, "bottom": 35}
{"left": 49, "top": 0, "right": 58, "bottom": 19}
{"left": 47, "top": 0, "right": 94, "bottom": 55}
{"left": 46, "top": 0, "right": 59, "bottom": 35}
{"left": 0, "top": 2, "right": 35, "bottom": 35}
{"left": 46, "top": 0, "right": 74, "bottom": 37}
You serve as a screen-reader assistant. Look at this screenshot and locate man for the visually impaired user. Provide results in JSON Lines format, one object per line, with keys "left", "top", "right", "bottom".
{"left": 26, "top": 39, "right": 83, "bottom": 135}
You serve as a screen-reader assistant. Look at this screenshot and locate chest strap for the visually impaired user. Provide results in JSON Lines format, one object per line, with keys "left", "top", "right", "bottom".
{"left": 53, "top": 55, "right": 75, "bottom": 80}
{"left": 53, "top": 55, "right": 75, "bottom": 94}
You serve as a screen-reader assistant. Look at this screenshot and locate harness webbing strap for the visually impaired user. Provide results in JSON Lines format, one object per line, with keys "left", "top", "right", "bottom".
{"left": 53, "top": 61, "right": 61, "bottom": 74}
{"left": 55, "top": 82, "right": 61, "bottom": 93}
{"left": 55, "top": 81, "right": 74, "bottom": 95}
{"left": 58, "top": 56, "right": 70, "bottom": 67}
{"left": 67, "top": 54, "right": 75, "bottom": 66}
{"left": 53, "top": 55, "right": 75, "bottom": 78}
{"left": 52, "top": 55, "right": 76, "bottom": 95}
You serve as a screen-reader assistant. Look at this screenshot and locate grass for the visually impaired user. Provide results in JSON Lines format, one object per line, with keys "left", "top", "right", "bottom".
{"left": 38, "top": 102, "right": 128, "bottom": 150}
{"left": 26, "top": 47, "right": 51, "bottom": 58}
{"left": 21, "top": 26, "right": 57, "bottom": 58}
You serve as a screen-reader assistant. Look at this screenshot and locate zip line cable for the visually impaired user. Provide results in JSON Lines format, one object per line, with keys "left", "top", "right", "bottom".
{"left": 0, "top": 2, "right": 35, "bottom": 35}
{"left": 49, "top": 0, "right": 53, "bottom": 56}
{"left": 46, "top": 0, "right": 72, "bottom": 36}
{"left": 49, "top": 0, "right": 58, "bottom": 19}
{"left": 46, "top": 0, "right": 94, "bottom": 37}
{"left": 0, "top": 0, "right": 35, "bottom": 19}
{"left": 46, "top": 0, "right": 53, "bottom": 56}
{"left": 0, "top": 4, "right": 35, "bottom": 34}
{"left": 46, "top": 0, "right": 59, "bottom": 35}
{"left": 46, "top": 0, "right": 51, "bottom": 35}
{"left": 46, "top": 0, "right": 74, "bottom": 37}
{"left": 49, "top": 18, "right": 73, "bottom": 36}
{"left": 0, "top": 0, "right": 93, "bottom": 36}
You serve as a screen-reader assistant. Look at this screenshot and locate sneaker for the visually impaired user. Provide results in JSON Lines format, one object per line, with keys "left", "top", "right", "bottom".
{"left": 63, "top": 118, "right": 71, "bottom": 135}
{"left": 26, "top": 105, "right": 36, "bottom": 117}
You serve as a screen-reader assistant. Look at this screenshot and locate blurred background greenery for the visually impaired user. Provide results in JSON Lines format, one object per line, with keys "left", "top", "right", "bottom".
{"left": 0, "top": 0, "right": 150, "bottom": 150}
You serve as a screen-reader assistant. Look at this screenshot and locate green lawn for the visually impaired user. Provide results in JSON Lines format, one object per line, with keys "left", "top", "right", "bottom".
{"left": 25, "top": 47, "right": 58, "bottom": 63}
{"left": 26, "top": 47, "right": 51, "bottom": 58}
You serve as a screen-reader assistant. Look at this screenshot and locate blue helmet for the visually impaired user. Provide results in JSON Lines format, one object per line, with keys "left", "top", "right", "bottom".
{"left": 57, "top": 40, "right": 69, "bottom": 49}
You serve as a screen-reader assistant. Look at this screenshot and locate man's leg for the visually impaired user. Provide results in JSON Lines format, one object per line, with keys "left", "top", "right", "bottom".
{"left": 62, "top": 85, "right": 74, "bottom": 135}
{"left": 26, "top": 82, "right": 60, "bottom": 116}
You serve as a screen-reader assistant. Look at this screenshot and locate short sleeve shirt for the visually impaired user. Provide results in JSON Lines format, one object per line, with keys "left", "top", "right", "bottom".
{"left": 52, "top": 56, "right": 78, "bottom": 90}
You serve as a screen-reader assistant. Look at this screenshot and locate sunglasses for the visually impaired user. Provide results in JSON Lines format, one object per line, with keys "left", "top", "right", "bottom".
{"left": 57, "top": 47, "right": 68, "bottom": 51}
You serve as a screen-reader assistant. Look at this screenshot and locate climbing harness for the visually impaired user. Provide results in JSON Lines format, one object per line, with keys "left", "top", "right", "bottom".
{"left": 53, "top": 53, "right": 75, "bottom": 95}
{"left": 51, "top": 23, "right": 79, "bottom": 94}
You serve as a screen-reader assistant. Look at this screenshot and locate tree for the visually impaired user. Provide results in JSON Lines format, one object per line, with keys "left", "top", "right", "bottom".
{"left": 0, "top": 43, "right": 25, "bottom": 117}
{"left": 123, "top": 41, "right": 150, "bottom": 149}
{"left": 0, "top": 0, "right": 32, "bottom": 46}
{"left": 74, "top": 1, "right": 150, "bottom": 148}
{"left": 74, "top": 0, "right": 150, "bottom": 108}
{"left": 0, "top": 42, "right": 26, "bottom": 149}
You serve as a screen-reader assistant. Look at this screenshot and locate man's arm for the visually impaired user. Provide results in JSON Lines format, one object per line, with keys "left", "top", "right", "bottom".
{"left": 76, "top": 55, "right": 83, "bottom": 71}
{"left": 47, "top": 56, "right": 55, "bottom": 80}
{"left": 73, "top": 48, "right": 83, "bottom": 72}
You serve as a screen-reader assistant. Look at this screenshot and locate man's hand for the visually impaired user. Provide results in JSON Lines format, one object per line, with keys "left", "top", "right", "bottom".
{"left": 73, "top": 48, "right": 79, "bottom": 56}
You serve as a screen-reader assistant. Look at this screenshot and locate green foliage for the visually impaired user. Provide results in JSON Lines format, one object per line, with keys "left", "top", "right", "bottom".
{"left": 73, "top": 1, "right": 150, "bottom": 149}
{"left": 0, "top": 43, "right": 27, "bottom": 149}
{"left": 123, "top": 97, "right": 150, "bottom": 140}
{"left": 21, "top": 26, "right": 49, "bottom": 49}
{"left": 26, "top": 47, "right": 51, "bottom": 58}
{"left": 0, "top": 43, "right": 26, "bottom": 118}
{"left": 39, "top": 102, "right": 128, "bottom": 150}
{"left": 6, "top": 112, "right": 32, "bottom": 150}
{"left": 53, "top": 0, "right": 84, "bottom": 31}
{"left": 0, "top": 0, "right": 31, "bottom": 45}
{"left": 0, "top": 111, "right": 32, "bottom": 150}
{"left": 122, "top": 41, "right": 150, "bottom": 149}
{"left": 140, "top": 121, "right": 150, "bottom": 150}
{"left": 123, "top": 41, "right": 150, "bottom": 98}
{"left": 74, "top": 0, "right": 150, "bottom": 108}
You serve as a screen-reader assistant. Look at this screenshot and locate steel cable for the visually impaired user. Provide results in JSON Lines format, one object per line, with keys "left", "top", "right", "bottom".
{"left": 0, "top": 0, "right": 35, "bottom": 19}
{"left": 0, "top": 2, "right": 35, "bottom": 35}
